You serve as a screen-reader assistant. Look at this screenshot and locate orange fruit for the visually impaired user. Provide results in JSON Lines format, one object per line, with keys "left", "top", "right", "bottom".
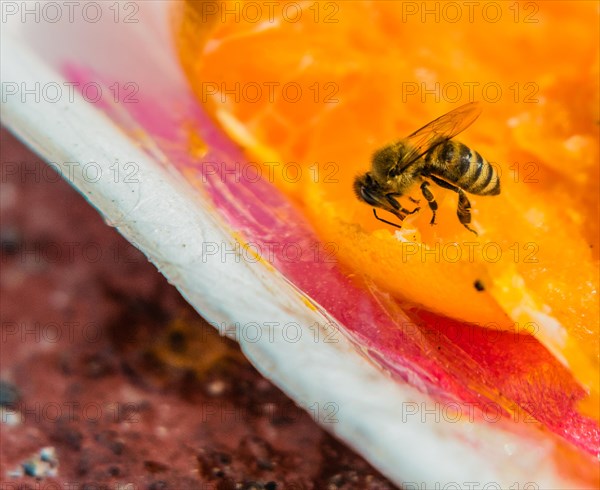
{"left": 174, "top": 0, "right": 599, "bottom": 423}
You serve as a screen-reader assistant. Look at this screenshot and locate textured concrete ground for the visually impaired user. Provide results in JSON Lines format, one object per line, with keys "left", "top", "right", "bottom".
{"left": 0, "top": 128, "right": 398, "bottom": 490}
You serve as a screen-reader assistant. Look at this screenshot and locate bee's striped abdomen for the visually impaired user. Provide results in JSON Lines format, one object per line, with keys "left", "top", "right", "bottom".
{"left": 426, "top": 141, "right": 500, "bottom": 196}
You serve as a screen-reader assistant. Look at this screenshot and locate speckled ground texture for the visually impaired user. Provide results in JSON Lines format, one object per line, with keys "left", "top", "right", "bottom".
{"left": 0, "top": 128, "right": 398, "bottom": 490}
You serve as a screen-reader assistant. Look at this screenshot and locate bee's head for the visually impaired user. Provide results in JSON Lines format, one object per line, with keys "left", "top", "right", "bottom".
{"left": 353, "top": 172, "right": 382, "bottom": 206}
{"left": 354, "top": 172, "right": 402, "bottom": 213}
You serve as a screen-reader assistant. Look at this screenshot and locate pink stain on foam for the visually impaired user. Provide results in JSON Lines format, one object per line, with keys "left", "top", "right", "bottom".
{"left": 62, "top": 66, "right": 599, "bottom": 456}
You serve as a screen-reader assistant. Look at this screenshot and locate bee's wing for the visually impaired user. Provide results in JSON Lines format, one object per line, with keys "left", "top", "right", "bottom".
{"left": 399, "top": 101, "right": 482, "bottom": 168}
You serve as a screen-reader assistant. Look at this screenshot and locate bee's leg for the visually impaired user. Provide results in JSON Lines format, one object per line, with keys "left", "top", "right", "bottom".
{"left": 457, "top": 189, "right": 478, "bottom": 236}
{"left": 401, "top": 205, "right": 420, "bottom": 215}
{"left": 373, "top": 209, "right": 403, "bottom": 228}
{"left": 409, "top": 196, "right": 421, "bottom": 204}
{"left": 429, "top": 175, "right": 478, "bottom": 236}
{"left": 386, "top": 194, "right": 420, "bottom": 215}
{"left": 419, "top": 181, "right": 438, "bottom": 225}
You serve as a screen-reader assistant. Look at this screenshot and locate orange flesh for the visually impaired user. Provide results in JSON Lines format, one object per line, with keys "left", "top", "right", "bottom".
{"left": 175, "top": 1, "right": 599, "bottom": 418}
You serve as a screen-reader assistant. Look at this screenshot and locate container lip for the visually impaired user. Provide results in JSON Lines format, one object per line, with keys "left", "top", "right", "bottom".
{"left": 0, "top": 11, "right": 589, "bottom": 489}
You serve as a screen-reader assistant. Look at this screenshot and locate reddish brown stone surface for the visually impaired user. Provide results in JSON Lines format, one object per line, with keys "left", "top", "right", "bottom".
{"left": 0, "top": 128, "right": 398, "bottom": 490}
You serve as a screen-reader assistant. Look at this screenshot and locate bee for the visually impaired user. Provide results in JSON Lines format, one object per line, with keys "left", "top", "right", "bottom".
{"left": 353, "top": 101, "right": 500, "bottom": 235}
